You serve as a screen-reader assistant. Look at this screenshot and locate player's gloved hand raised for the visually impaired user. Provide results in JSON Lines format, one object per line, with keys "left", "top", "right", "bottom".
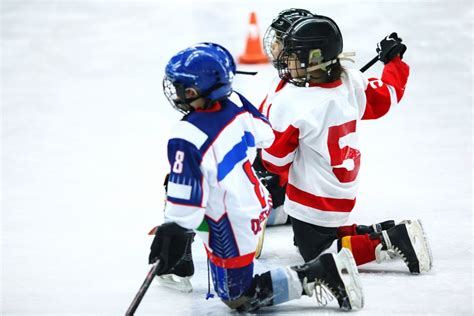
{"left": 376, "top": 32, "right": 407, "bottom": 64}
{"left": 148, "top": 222, "right": 195, "bottom": 277}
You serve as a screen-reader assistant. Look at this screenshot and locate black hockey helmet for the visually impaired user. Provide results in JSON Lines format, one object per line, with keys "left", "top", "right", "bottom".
{"left": 277, "top": 15, "right": 343, "bottom": 86}
{"left": 263, "top": 8, "right": 314, "bottom": 68}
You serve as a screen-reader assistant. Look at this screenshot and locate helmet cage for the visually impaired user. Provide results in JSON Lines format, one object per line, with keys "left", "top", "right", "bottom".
{"left": 276, "top": 16, "right": 343, "bottom": 86}
{"left": 277, "top": 48, "right": 340, "bottom": 87}
{"left": 163, "top": 76, "right": 195, "bottom": 114}
{"left": 276, "top": 49, "right": 309, "bottom": 87}
{"left": 263, "top": 8, "right": 314, "bottom": 68}
{"left": 163, "top": 43, "right": 235, "bottom": 114}
{"left": 163, "top": 76, "right": 230, "bottom": 114}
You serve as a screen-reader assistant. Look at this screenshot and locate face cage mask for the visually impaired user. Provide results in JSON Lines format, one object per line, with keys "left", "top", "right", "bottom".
{"left": 163, "top": 76, "right": 230, "bottom": 114}
{"left": 263, "top": 28, "right": 285, "bottom": 68}
{"left": 276, "top": 50, "right": 311, "bottom": 87}
{"left": 276, "top": 49, "right": 341, "bottom": 87}
{"left": 162, "top": 77, "right": 196, "bottom": 114}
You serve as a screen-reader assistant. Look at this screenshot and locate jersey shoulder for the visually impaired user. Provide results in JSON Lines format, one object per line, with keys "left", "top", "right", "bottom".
{"left": 342, "top": 67, "right": 368, "bottom": 90}
{"left": 168, "top": 119, "right": 208, "bottom": 152}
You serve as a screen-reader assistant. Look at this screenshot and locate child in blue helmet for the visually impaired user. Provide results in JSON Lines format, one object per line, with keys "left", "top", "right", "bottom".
{"left": 148, "top": 42, "right": 364, "bottom": 312}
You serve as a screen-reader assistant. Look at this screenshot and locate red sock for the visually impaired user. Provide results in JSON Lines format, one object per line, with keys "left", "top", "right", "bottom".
{"left": 336, "top": 224, "right": 357, "bottom": 238}
{"left": 340, "top": 234, "right": 381, "bottom": 265}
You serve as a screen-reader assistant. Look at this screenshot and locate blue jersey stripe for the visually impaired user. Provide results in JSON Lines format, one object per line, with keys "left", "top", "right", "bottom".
{"left": 217, "top": 132, "right": 255, "bottom": 181}
{"left": 207, "top": 214, "right": 239, "bottom": 259}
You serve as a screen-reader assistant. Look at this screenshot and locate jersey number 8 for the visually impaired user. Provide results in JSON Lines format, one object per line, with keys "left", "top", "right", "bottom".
{"left": 172, "top": 150, "right": 185, "bottom": 174}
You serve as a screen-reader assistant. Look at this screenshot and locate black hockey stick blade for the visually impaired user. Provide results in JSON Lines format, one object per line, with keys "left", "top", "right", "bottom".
{"left": 359, "top": 55, "right": 379, "bottom": 73}
{"left": 125, "top": 261, "right": 160, "bottom": 316}
{"left": 236, "top": 70, "right": 258, "bottom": 76}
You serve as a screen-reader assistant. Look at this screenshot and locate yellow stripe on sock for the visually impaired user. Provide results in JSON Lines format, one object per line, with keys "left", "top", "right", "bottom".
{"left": 341, "top": 236, "right": 352, "bottom": 252}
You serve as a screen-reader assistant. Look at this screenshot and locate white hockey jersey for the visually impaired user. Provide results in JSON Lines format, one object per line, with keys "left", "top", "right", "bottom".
{"left": 261, "top": 57, "right": 410, "bottom": 227}
{"left": 164, "top": 92, "right": 274, "bottom": 268}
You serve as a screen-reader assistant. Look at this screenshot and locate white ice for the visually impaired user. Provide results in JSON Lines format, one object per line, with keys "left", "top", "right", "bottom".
{"left": 2, "top": 0, "right": 473, "bottom": 315}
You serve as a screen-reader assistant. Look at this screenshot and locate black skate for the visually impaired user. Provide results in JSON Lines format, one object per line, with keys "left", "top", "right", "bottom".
{"left": 356, "top": 220, "right": 396, "bottom": 234}
{"left": 380, "top": 219, "right": 433, "bottom": 274}
{"left": 291, "top": 248, "right": 364, "bottom": 311}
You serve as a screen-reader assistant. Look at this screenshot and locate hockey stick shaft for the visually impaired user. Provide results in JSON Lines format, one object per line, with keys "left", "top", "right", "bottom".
{"left": 236, "top": 70, "right": 258, "bottom": 76}
{"left": 237, "top": 56, "right": 377, "bottom": 76}
{"left": 125, "top": 261, "right": 160, "bottom": 316}
{"left": 359, "top": 55, "right": 379, "bottom": 73}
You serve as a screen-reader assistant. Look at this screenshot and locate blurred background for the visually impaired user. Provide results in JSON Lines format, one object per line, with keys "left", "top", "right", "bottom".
{"left": 2, "top": 0, "right": 472, "bottom": 314}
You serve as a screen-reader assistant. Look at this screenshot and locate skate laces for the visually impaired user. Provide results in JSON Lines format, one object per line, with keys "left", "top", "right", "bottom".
{"left": 314, "top": 282, "right": 334, "bottom": 306}
{"left": 382, "top": 230, "right": 408, "bottom": 265}
{"left": 303, "top": 278, "right": 334, "bottom": 307}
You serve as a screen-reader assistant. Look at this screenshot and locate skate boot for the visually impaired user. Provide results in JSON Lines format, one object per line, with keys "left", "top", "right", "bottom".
{"left": 378, "top": 219, "right": 433, "bottom": 274}
{"left": 357, "top": 220, "right": 395, "bottom": 234}
{"left": 291, "top": 248, "right": 364, "bottom": 311}
{"left": 337, "top": 220, "right": 395, "bottom": 239}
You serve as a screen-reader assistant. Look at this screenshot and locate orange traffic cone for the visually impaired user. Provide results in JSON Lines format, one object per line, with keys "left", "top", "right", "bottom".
{"left": 239, "top": 12, "right": 269, "bottom": 64}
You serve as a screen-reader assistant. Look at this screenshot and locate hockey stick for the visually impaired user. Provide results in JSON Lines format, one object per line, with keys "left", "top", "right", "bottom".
{"left": 125, "top": 260, "right": 160, "bottom": 316}
{"left": 236, "top": 70, "right": 258, "bottom": 76}
{"left": 236, "top": 56, "right": 378, "bottom": 76}
{"left": 359, "top": 55, "right": 379, "bottom": 73}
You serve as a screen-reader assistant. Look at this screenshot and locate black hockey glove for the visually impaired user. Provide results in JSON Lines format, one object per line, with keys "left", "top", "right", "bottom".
{"left": 148, "top": 222, "right": 195, "bottom": 277}
{"left": 376, "top": 32, "right": 407, "bottom": 64}
{"left": 252, "top": 150, "right": 286, "bottom": 208}
{"left": 163, "top": 173, "right": 169, "bottom": 193}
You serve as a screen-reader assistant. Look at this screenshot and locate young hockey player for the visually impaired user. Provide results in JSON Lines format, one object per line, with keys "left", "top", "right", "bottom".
{"left": 254, "top": 8, "right": 315, "bottom": 226}
{"left": 257, "top": 9, "right": 413, "bottom": 259}
{"left": 148, "top": 42, "right": 364, "bottom": 311}
{"left": 260, "top": 15, "right": 433, "bottom": 273}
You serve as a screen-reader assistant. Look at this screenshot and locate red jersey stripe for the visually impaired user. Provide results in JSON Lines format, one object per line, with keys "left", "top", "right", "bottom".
{"left": 265, "top": 125, "right": 300, "bottom": 158}
{"left": 287, "top": 183, "right": 356, "bottom": 212}
{"left": 204, "top": 246, "right": 255, "bottom": 268}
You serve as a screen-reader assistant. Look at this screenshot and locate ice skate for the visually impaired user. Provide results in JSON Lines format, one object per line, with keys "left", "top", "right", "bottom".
{"left": 157, "top": 274, "right": 193, "bottom": 293}
{"left": 291, "top": 248, "right": 364, "bottom": 311}
{"left": 356, "top": 220, "right": 396, "bottom": 234}
{"left": 380, "top": 219, "right": 433, "bottom": 274}
{"left": 156, "top": 252, "right": 194, "bottom": 293}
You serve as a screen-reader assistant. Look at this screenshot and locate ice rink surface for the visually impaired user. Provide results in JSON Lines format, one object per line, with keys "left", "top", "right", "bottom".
{"left": 2, "top": 0, "right": 473, "bottom": 314}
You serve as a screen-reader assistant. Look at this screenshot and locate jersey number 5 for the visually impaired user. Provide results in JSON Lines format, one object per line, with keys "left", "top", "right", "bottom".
{"left": 327, "top": 120, "right": 361, "bottom": 183}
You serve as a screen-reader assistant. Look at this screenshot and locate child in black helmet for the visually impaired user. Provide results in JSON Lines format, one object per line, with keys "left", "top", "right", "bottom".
{"left": 260, "top": 15, "right": 432, "bottom": 274}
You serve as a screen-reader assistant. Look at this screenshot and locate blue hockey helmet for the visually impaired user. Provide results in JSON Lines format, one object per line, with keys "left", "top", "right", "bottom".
{"left": 193, "top": 42, "right": 237, "bottom": 75}
{"left": 163, "top": 43, "right": 235, "bottom": 114}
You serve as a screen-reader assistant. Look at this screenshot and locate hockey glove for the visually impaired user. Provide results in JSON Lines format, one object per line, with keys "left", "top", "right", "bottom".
{"left": 253, "top": 150, "right": 286, "bottom": 208}
{"left": 376, "top": 32, "right": 407, "bottom": 64}
{"left": 148, "top": 222, "right": 195, "bottom": 277}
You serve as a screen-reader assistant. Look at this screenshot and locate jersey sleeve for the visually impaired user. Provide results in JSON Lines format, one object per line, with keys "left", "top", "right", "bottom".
{"left": 164, "top": 137, "right": 208, "bottom": 230}
{"left": 361, "top": 56, "right": 410, "bottom": 120}
{"left": 260, "top": 92, "right": 299, "bottom": 183}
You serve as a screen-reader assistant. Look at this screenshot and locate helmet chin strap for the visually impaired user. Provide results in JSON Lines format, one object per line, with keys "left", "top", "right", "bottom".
{"left": 306, "top": 52, "right": 356, "bottom": 72}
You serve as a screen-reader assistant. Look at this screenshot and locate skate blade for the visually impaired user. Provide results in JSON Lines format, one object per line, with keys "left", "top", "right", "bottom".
{"left": 400, "top": 219, "right": 433, "bottom": 272}
{"left": 335, "top": 248, "right": 364, "bottom": 310}
{"left": 414, "top": 219, "right": 433, "bottom": 270}
{"left": 157, "top": 274, "right": 193, "bottom": 293}
{"left": 405, "top": 219, "right": 433, "bottom": 273}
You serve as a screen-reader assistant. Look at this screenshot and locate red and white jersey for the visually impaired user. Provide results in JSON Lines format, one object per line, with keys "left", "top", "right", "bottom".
{"left": 261, "top": 57, "right": 409, "bottom": 227}
{"left": 259, "top": 75, "right": 288, "bottom": 119}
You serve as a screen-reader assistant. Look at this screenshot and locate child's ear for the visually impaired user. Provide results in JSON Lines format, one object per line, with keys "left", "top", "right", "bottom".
{"left": 185, "top": 88, "right": 199, "bottom": 98}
